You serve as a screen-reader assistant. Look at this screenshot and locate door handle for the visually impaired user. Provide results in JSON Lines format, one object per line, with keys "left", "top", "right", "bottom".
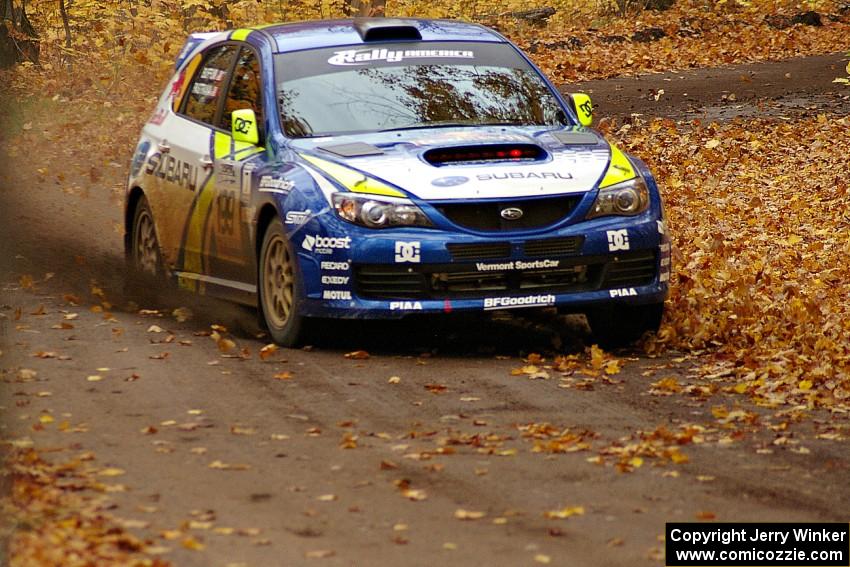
{"left": 199, "top": 155, "right": 213, "bottom": 169}
{"left": 157, "top": 140, "right": 171, "bottom": 153}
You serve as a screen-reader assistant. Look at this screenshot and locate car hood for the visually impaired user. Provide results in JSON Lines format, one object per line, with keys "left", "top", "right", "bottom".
{"left": 290, "top": 127, "right": 612, "bottom": 201}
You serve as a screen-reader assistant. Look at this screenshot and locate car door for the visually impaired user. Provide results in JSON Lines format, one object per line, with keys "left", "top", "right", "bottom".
{"left": 168, "top": 44, "right": 240, "bottom": 293}
{"left": 205, "top": 46, "right": 267, "bottom": 288}
{"left": 139, "top": 46, "right": 234, "bottom": 276}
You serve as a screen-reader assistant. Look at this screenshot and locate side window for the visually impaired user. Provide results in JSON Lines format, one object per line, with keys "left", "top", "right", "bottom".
{"left": 183, "top": 45, "right": 238, "bottom": 126}
{"left": 219, "top": 48, "right": 264, "bottom": 137}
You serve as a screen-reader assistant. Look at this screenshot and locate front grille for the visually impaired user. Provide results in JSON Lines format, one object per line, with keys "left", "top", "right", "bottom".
{"left": 435, "top": 196, "right": 582, "bottom": 232}
{"left": 524, "top": 236, "right": 584, "bottom": 257}
{"left": 602, "top": 250, "right": 657, "bottom": 287}
{"left": 446, "top": 242, "right": 511, "bottom": 260}
{"left": 353, "top": 267, "right": 424, "bottom": 297}
{"left": 354, "top": 250, "right": 658, "bottom": 300}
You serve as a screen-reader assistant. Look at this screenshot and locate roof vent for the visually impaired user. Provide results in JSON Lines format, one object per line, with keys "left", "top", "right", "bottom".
{"left": 354, "top": 19, "right": 422, "bottom": 42}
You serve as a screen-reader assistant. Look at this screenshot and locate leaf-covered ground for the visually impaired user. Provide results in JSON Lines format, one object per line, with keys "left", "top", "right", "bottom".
{"left": 510, "top": 3, "right": 850, "bottom": 82}
{"left": 604, "top": 114, "right": 850, "bottom": 411}
{"left": 2, "top": 447, "right": 169, "bottom": 566}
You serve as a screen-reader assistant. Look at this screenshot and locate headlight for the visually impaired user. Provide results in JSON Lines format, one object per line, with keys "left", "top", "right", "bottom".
{"left": 586, "top": 176, "right": 649, "bottom": 219}
{"left": 332, "top": 193, "right": 433, "bottom": 229}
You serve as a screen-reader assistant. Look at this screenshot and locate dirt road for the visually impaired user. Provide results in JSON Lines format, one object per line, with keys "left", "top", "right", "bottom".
{"left": 1, "top": 52, "right": 849, "bottom": 566}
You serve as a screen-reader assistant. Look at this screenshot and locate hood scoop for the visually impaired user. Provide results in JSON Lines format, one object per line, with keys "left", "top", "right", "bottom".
{"left": 318, "top": 141, "right": 385, "bottom": 158}
{"left": 551, "top": 131, "right": 599, "bottom": 146}
{"left": 424, "top": 144, "right": 545, "bottom": 167}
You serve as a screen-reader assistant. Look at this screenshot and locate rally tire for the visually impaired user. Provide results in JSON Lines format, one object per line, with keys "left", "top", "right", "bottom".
{"left": 586, "top": 301, "right": 664, "bottom": 348}
{"left": 125, "top": 195, "right": 165, "bottom": 302}
{"left": 258, "top": 218, "right": 309, "bottom": 347}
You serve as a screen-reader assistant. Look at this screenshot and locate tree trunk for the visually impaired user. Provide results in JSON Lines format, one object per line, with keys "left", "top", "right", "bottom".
{"left": 59, "top": 0, "right": 71, "bottom": 49}
{"left": 0, "top": 0, "right": 39, "bottom": 68}
{"left": 344, "top": 0, "right": 386, "bottom": 17}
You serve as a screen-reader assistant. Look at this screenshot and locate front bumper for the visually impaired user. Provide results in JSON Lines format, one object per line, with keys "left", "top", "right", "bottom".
{"left": 293, "top": 212, "right": 670, "bottom": 319}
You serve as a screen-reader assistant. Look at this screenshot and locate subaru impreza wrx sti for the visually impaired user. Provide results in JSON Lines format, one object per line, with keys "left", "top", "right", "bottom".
{"left": 125, "top": 18, "right": 671, "bottom": 346}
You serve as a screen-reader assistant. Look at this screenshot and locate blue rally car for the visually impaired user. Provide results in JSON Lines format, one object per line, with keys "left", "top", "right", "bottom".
{"left": 125, "top": 18, "right": 671, "bottom": 346}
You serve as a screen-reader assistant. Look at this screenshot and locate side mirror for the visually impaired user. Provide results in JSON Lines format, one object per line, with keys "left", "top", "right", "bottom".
{"left": 568, "top": 93, "right": 593, "bottom": 127}
{"left": 232, "top": 108, "right": 260, "bottom": 145}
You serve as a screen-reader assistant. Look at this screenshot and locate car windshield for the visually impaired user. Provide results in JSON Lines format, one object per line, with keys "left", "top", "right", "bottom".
{"left": 274, "top": 42, "right": 569, "bottom": 138}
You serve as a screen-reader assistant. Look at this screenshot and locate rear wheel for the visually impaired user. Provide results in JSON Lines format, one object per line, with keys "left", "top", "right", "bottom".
{"left": 258, "top": 218, "right": 308, "bottom": 347}
{"left": 586, "top": 302, "right": 664, "bottom": 348}
{"left": 126, "top": 195, "right": 165, "bottom": 301}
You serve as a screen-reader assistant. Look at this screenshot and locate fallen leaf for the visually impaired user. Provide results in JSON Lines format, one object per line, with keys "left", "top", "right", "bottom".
{"left": 98, "top": 467, "right": 126, "bottom": 477}
{"left": 259, "top": 343, "right": 279, "bottom": 361}
{"left": 344, "top": 350, "right": 370, "bottom": 360}
{"left": 208, "top": 461, "right": 251, "bottom": 471}
{"left": 454, "top": 509, "right": 486, "bottom": 520}
{"left": 544, "top": 506, "right": 585, "bottom": 519}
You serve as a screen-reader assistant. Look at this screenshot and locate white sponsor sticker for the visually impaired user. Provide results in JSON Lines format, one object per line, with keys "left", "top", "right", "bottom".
{"left": 259, "top": 175, "right": 294, "bottom": 193}
{"left": 606, "top": 229, "right": 630, "bottom": 252}
{"left": 476, "top": 172, "right": 573, "bottom": 181}
{"left": 483, "top": 294, "right": 555, "bottom": 310}
{"left": 475, "top": 259, "right": 560, "bottom": 272}
{"left": 609, "top": 288, "right": 638, "bottom": 297}
{"left": 657, "top": 220, "right": 666, "bottom": 234}
{"left": 302, "top": 234, "right": 352, "bottom": 255}
{"left": 328, "top": 48, "right": 474, "bottom": 66}
{"left": 394, "top": 241, "right": 421, "bottom": 263}
{"left": 390, "top": 301, "right": 423, "bottom": 311}
{"left": 321, "top": 261, "right": 350, "bottom": 271}
{"left": 285, "top": 209, "right": 311, "bottom": 225}
{"left": 323, "top": 290, "right": 352, "bottom": 300}
{"left": 660, "top": 272, "right": 670, "bottom": 282}
{"left": 321, "top": 275, "right": 350, "bottom": 285}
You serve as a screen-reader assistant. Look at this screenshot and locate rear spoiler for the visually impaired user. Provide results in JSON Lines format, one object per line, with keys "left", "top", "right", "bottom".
{"left": 173, "top": 32, "right": 221, "bottom": 70}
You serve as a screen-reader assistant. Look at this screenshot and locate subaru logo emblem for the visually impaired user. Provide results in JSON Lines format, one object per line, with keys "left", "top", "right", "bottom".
{"left": 500, "top": 207, "right": 524, "bottom": 220}
{"left": 431, "top": 176, "right": 469, "bottom": 187}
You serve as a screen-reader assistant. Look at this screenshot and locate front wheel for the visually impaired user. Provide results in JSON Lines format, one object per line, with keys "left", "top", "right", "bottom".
{"left": 586, "top": 301, "right": 664, "bottom": 348}
{"left": 258, "top": 219, "right": 308, "bottom": 347}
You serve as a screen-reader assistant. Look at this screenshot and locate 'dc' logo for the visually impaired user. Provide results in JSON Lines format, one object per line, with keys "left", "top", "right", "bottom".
{"left": 431, "top": 176, "right": 469, "bottom": 187}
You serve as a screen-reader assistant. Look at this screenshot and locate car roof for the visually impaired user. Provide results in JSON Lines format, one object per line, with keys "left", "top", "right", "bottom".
{"left": 253, "top": 18, "right": 506, "bottom": 53}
